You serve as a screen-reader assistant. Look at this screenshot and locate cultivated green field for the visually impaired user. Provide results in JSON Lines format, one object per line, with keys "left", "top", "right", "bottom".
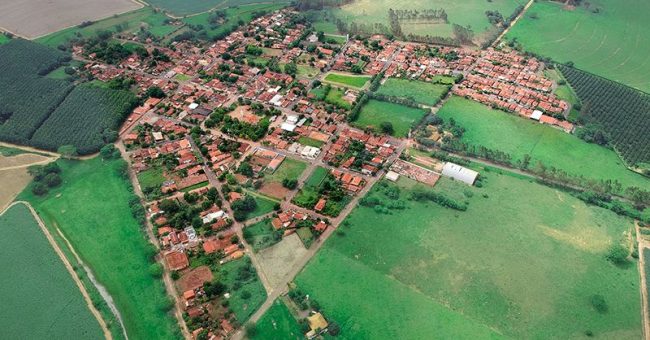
{"left": 19, "top": 158, "right": 180, "bottom": 340}
{"left": 146, "top": 0, "right": 288, "bottom": 16}
{"left": 264, "top": 158, "right": 307, "bottom": 184}
{"left": 376, "top": 78, "right": 450, "bottom": 106}
{"left": 506, "top": 0, "right": 650, "bottom": 93}
{"left": 295, "top": 175, "right": 641, "bottom": 339}
{"left": 0, "top": 204, "right": 104, "bottom": 339}
{"left": 326, "top": 0, "right": 523, "bottom": 44}
{"left": 251, "top": 299, "right": 303, "bottom": 340}
{"left": 323, "top": 72, "right": 370, "bottom": 89}
{"left": 37, "top": 8, "right": 179, "bottom": 47}
{"left": 354, "top": 99, "right": 428, "bottom": 137}
{"left": 437, "top": 96, "right": 650, "bottom": 190}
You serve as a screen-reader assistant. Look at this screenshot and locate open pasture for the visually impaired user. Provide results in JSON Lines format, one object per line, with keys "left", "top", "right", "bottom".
{"left": 0, "top": 203, "right": 104, "bottom": 339}
{"left": 0, "top": 0, "right": 141, "bottom": 39}
{"left": 505, "top": 0, "right": 650, "bottom": 93}
{"left": 295, "top": 174, "right": 641, "bottom": 339}
{"left": 323, "top": 72, "right": 370, "bottom": 89}
{"left": 376, "top": 78, "right": 450, "bottom": 106}
{"left": 146, "top": 0, "right": 288, "bottom": 16}
{"left": 437, "top": 96, "right": 650, "bottom": 190}
{"left": 354, "top": 99, "right": 427, "bottom": 137}
{"left": 251, "top": 298, "right": 303, "bottom": 340}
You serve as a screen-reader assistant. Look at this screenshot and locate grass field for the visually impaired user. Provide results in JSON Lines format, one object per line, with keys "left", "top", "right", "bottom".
{"left": 251, "top": 298, "right": 303, "bottom": 340}
{"left": 0, "top": 203, "right": 104, "bottom": 339}
{"left": 19, "top": 158, "right": 180, "bottom": 340}
{"left": 264, "top": 158, "right": 307, "bottom": 185}
{"left": 326, "top": 0, "right": 523, "bottom": 44}
{"left": 437, "top": 96, "right": 649, "bottom": 190}
{"left": 354, "top": 99, "right": 428, "bottom": 137}
{"left": 37, "top": 8, "right": 178, "bottom": 47}
{"left": 146, "top": 0, "right": 288, "bottom": 16}
{"left": 244, "top": 190, "right": 279, "bottom": 220}
{"left": 296, "top": 64, "right": 320, "bottom": 79}
{"left": 325, "top": 87, "right": 352, "bottom": 109}
{"left": 377, "top": 78, "right": 450, "bottom": 106}
{"left": 219, "top": 256, "right": 267, "bottom": 323}
{"left": 295, "top": 174, "right": 641, "bottom": 339}
{"left": 244, "top": 218, "right": 280, "bottom": 252}
{"left": 323, "top": 72, "right": 370, "bottom": 89}
{"left": 137, "top": 167, "right": 166, "bottom": 193}
{"left": 506, "top": 0, "right": 650, "bottom": 93}
{"left": 298, "top": 136, "right": 324, "bottom": 148}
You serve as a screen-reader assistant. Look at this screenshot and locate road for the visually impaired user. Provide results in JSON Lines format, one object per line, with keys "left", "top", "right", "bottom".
{"left": 635, "top": 221, "right": 650, "bottom": 340}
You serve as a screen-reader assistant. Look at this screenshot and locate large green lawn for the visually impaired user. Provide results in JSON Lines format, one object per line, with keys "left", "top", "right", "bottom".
{"left": 376, "top": 78, "right": 450, "bottom": 106}
{"left": 0, "top": 204, "right": 104, "bottom": 339}
{"left": 219, "top": 256, "right": 267, "bottom": 323}
{"left": 264, "top": 158, "right": 307, "bottom": 185}
{"left": 147, "top": 0, "right": 288, "bottom": 16}
{"left": 295, "top": 174, "right": 641, "bottom": 339}
{"left": 251, "top": 299, "right": 303, "bottom": 340}
{"left": 181, "top": 3, "right": 286, "bottom": 40}
{"left": 354, "top": 99, "right": 428, "bottom": 137}
{"left": 506, "top": 0, "right": 650, "bottom": 93}
{"left": 437, "top": 96, "right": 650, "bottom": 190}
{"left": 19, "top": 158, "right": 180, "bottom": 340}
{"left": 324, "top": 72, "right": 371, "bottom": 89}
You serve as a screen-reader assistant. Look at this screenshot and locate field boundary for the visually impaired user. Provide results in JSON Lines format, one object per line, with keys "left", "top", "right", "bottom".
{"left": 1, "top": 201, "right": 112, "bottom": 340}
{"left": 635, "top": 221, "right": 650, "bottom": 340}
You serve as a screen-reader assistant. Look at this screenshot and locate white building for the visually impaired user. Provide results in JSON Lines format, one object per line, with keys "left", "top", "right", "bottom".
{"left": 441, "top": 162, "right": 479, "bottom": 185}
{"left": 202, "top": 211, "right": 226, "bottom": 224}
{"left": 301, "top": 146, "right": 321, "bottom": 159}
{"left": 531, "top": 109, "right": 543, "bottom": 121}
{"left": 385, "top": 171, "right": 400, "bottom": 182}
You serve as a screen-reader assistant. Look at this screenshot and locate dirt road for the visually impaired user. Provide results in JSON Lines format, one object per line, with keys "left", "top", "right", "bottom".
{"left": 635, "top": 221, "right": 650, "bottom": 340}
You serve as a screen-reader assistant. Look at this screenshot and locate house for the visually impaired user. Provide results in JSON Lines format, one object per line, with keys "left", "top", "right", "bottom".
{"left": 306, "top": 312, "right": 329, "bottom": 339}
{"left": 314, "top": 198, "right": 327, "bottom": 212}
{"left": 441, "top": 162, "right": 479, "bottom": 185}
{"left": 164, "top": 251, "right": 189, "bottom": 271}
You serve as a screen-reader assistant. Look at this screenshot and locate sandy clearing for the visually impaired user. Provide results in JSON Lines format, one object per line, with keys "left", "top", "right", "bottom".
{"left": 0, "top": 153, "right": 55, "bottom": 170}
{"left": 256, "top": 233, "right": 308, "bottom": 287}
{"left": 0, "top": 168, "right": 33, "bottom": 212}
{"left": 0, "top": 0, "right": 142, "bottom": 38}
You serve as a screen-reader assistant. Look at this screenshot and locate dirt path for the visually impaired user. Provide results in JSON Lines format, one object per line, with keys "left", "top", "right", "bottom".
{"left": 0, "top": 141, "right": 98, "bottom": 160}
{"left": 3, "top": 201, "right": 112, "bottom": 340}
{"left": 492, "top": 0, "right": 535, "bottom": 47}
{"left": 635, "top": 221, "right": 650, "bottom": 340}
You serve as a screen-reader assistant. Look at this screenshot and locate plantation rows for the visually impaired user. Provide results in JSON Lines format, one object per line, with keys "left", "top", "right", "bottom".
{"left": 559, "top": 65, "right": 650, "bottom": 166}
{"left": 0, "top": 39, "right": 137, "bottom": 154}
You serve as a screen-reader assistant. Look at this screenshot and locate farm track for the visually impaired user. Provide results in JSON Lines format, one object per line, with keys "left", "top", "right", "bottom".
{"left": 1, "top": 201, "right": 113, "bottom": 340}
{"left": 636, "top": 221, "right": 650, "bottom": 340}
{"left": 492, "top": 0, "right": 534, "bottom": 47}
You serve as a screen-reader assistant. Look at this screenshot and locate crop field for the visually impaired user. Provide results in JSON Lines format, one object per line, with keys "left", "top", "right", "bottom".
{"left": 37, "top": 8, "right": 178, "bottom": 47}
{"left": 354, "top": 99, "right": 428, "bottom": 137}
{"left": 376, "top": 78, "right": 450, "bottom": 106}
{"left": 19, "top": 157, "right": 180, "bottom": 340}
{"left": 251, "top": 298, "right": 303, "bottom": 340}
{"left": 0, "top": 0, "right": 141, "bottom": 39}
{"left": 323, "top": 72, "right": 371, "bottom": 89}
{"left": 326, "top": 0, "right": 523, "bottom": 44}
{"left": 437, "top": 96, "right": 650, "bottom": 190}
{"left": 505, "top": 0, "right": 650, "bottom": 93}
{"left": 295, "top": 174, "right": 641, "bottom": 339}
{"left": 0, "top": 204, "right": 104, "bottom": 339}
{"left": 146, "top": 0, "right": 288, "bottom": 16}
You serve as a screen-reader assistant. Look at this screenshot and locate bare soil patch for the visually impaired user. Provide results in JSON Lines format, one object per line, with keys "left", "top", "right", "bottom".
{"left": 228, "top": 105, "right": 261, "bottom": 124}
{"left": 258, "top": 182, "right": 290, "bottom": 200}
{"left": 0, "top": 168, "right": 32, "bottom": 212}
{"left": 176, "top": 266, "right": 213, "bottom": 292}
{"left": 0, "top": 153, "right": 53, "bottom": 170}
{"left": 256, "top": 234, "right": 308, "bottom": 287}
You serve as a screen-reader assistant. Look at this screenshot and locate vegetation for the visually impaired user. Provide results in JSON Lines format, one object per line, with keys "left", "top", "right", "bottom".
{"left": 376, "top": 78, "right": 450, "bottom": 106}
{"left": 295, "top": 175, "right": 641, "bottom": 338}
{"left": 505, "top": 0, "right": 650, "bottom": 92}
{"left": 147, "top": 0, "right": 289, "bottom": 16}
{"left": 323, "top": 72, "right": 371, "bottom": 89}
{"left": 0, "top": 204, "right": 104, "bottom": 339}
{"left": 243, "top": 219, "right": 282, "bottom": 252}
{"left": 353, "top": 99, "right": 427, "bottom": 137}
{"left": 250, "top": 299, "right": 303, "bottom": 340}
{"left": 219, "top": 257, "right": 267, "bottom": 323}
{"left": 558, "top": 65, "right": 650, "bottom": 166}
{"left": 19, "top": 158, "right": 181, "bottom": 339}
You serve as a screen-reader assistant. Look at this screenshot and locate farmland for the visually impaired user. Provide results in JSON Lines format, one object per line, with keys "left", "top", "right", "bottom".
{"left": 376, "top": 78, "right": 451, "bottom": 106}
{"left": 558, "top": 65, "right": 650, "bottom": 166}
{"left": 0, "top": 0, "right": 141, "bottom": 39}
{"left": 323, "top": 72, "right": 371, "bottom": 89}
{"left": 37, "top": 7, "right": 179, "bottom": 47}
{"left": 295, "top": 175, "right": 641, "bottom": 338}
{"left": 0, "top": 203, "right": 104, "bottom": 339}
{"left": 323, "top": 0, "right": 523, "bottom": 45}
{"left": 19, "top": 157, "right": 181, "bottom": 340}
{"left": 353, "top": 99, "right": 428, "bottom": 137}
{"left": 251, "top": 299, "right": 303, "bottom": 340}
{"left": 505, "top": 0, "right": 650, "bottom": 93}
{"left": 437, "top": 96, "right": 650, "bottom": 190}
{"left": 146, "top": 0, "right": 289, "bottom": 16}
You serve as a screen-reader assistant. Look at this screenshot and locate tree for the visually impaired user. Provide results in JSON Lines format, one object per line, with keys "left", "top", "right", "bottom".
{"left": 58, "top": 145, "right": 77, "bottom": 159}
{"left": 44, "top": 173, "right": 62, "bottom": 188}
{"left": 284, "top": 62, "right": 297, "bottom": 76}
{"left": 100, "top": 144, "right": 120, "bottom": 160}
{"left": 146, "top": 86, "right": 166, "bottom": 98}
{"left": 32, "top": 183, "right": 48, "bottom": 196}
{"left": 590, "top": 294, "right": 608, "bottom": 313}
{"left": 380, "top": 121, "right": 394, "bottom": 135}
{"left": 282, "top": 178, "right": 298, "bottom": 189}
{"left": 606, "top": 244, "right": 629, "bottom": 265}
{"left": 149, "top": 263, "right": 163, "bottom": 278}
{"left": 245, "top": 322, "right": 257, "bottom": 337}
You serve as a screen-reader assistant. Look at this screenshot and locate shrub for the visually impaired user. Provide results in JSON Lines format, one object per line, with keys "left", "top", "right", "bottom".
{"left": 606, "top": 244, "right": 629, "bottom": 265}
{"left": 590, "top": 294, "right": 608, "bottom": 313}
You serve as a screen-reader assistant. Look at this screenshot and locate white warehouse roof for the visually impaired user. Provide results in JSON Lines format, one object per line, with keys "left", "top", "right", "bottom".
{"left": 441, "top": 162, "right": 479, "bottom": 185}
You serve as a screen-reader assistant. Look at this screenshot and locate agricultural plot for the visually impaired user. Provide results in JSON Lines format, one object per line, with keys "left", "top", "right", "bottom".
{"left": 505, "top": 0, "right": 650, "bottom": 93}
{"left": 0, "top": 0, "right": 141, "bottom": 39}
{"left": 295, "top": 175, "right": 642, "bottom": 339}
{"left": 323, "top": 72, "right": 371, "bottom": 89}
{"left": 376, "top": 78, "right": 450, "bottom": 106}
{"left": 251, "top": 298, "right": 303, "bottom": 340}
{"left": 558, "top": 65, "right": 650, "bottom": 166}
{"left": 37, "top": 8, "right": 178, "bottom": 47}
{"left": 146, "top": 0, "right": 288, "bottom": 16}
{"left": 325, "top": 0, "right": 523, "bottom": 45}
{"left": 437, "top": 96, "right": 650, "bottom": 190}
{"left": 353, "top": 99, "right": 428, "bottom": 137}
{"left": 0, "top": 204, "right": 104, "bottom": 339}
{"left": 19, "top": 158, "right": 180, "bottom": 340}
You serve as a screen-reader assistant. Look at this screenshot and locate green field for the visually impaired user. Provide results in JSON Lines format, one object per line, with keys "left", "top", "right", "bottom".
{"left": 376, "top": 78, "right": 450, "bottom": 106}
{"left": 264, "top": 158, "right": 307, "bottom": 184}
{"left": 251, "top": 299, "right": 303, "bottom": 340}
{"left": 146, "top": 0, "right": 288, "bottom": 16}
{"left": 244, "top": 190, "right": 279, "bottom": 220}
{"left": 19, "top": 158, "right": 180, "bottom": 340}
{"left": 323, "top": 72, "right": 370, "bottom": 89}
{"left": 137, "top": 166, "right": 166, "bottom": 193}
{"left": 506, "top": 0, "right": 650, "bottom": 93}
{"left": 244, "top": 218, "right": 281, "bottom": 252}
{"left": 354, "top": 99, "right": 428, "bottom": 137}
{"left": 437, "top": 96, "right": 649, "bottom": 190}
{"left": 326, "top": 0, "right": 522, "bottom": 44}
{"left": 37, "top": 8, "right": 179, "bottom": 47}
{"left": 295, "top": 174, "right": 641, "bottom": 339}
{"left": 298, "top": 136, "right": 325, "bottom": 148}
{"left": 219, "top": 257, "right": 267, "bottom": 323}
{"left": 325, "top": 87, "right": 352, "bottom": 109}
{"left": 296, "top": 64, "right": 320, "bottom": 79}
{"left": 0, "top": 203, "right": 104, "bottom": 339}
